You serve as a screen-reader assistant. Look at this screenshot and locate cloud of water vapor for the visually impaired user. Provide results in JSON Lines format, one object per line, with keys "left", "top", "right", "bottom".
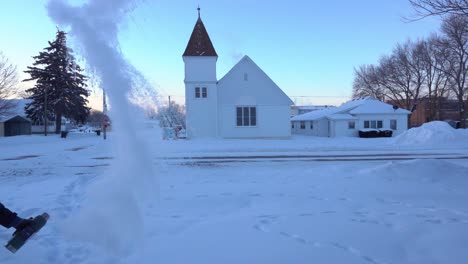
{"left": 47, "top": 0, "right": 158, "bottom": 257}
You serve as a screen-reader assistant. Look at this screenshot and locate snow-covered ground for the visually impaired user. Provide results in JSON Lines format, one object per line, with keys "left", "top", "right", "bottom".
{"left": 1, "top": 122, "right": 468, "bottom": 264}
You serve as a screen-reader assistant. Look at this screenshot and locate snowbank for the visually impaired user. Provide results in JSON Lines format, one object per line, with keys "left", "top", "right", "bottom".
{"left": 392, "top": 121, "right": 467, "bottom": 145}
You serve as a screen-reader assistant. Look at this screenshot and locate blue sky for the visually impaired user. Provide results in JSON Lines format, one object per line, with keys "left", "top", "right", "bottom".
{"left": 0, "top": 0, "right": 441, "bottom": 108}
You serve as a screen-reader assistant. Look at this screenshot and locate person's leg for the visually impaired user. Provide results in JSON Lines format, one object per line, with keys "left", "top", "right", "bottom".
{"left": 0, "top": 203, "right": 20, "bottom": 229}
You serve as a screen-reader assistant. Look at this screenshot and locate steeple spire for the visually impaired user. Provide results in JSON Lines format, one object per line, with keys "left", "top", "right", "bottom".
{"left": 183, "top": 8, "right": 218, "bottom": 57}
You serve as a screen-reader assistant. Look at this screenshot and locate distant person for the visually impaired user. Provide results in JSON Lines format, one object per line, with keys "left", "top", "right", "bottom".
{"left": 0, "top": 203, "right": 33, "bottom": 231}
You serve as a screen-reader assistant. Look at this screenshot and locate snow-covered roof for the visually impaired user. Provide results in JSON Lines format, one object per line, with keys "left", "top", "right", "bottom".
{"left": 295, "top": 105, "right": 331, "bottom": 110}
{"left": 218, "top": 56, "right": 294, "bottom": 106}
{"left": 291, "top": 97, "right": 410, "bottom": 121}
{"left": 291, "top": 108, "right": 333, "bottom": 121}
{"left": 349, "top": 100, "right": 411, "bottom": 115}
{"left": 1, "top": 99, "right": 30, "bottom": 117}
{"left": 327, "top": 114, "right": 358, "bottom": 120}
{"left": 0, "top": 99, "right": 31, "bottom": 123}
{"left": 0, "top": 115, "right": 14, "bottom": 122}
{"left": 0, "top": 115, "right": 30, "bottom": 123}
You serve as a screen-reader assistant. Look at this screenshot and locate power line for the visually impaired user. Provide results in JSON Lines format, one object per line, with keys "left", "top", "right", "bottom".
{"left": 290, "top": 95, "right": 350, "bottom": 98}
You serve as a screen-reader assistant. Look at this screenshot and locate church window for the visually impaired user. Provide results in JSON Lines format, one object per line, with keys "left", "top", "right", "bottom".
{"left": 236, "top": 106, "right": 257, "bottom": 127}
{"left": 195, "top": 87, "right": 200, "bottom": 98}
{"left": 300, "top": 121, "right": 305, "bottom": 129}
{"left": 244, "top": 73, "right": 248, "bottom": 81}
{"left": 202, "top": 87, "right": 207, "bottom": 98}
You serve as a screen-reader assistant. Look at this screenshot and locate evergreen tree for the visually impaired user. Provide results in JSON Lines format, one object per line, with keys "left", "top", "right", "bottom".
{"left": 24, "top": 30, "right": 90, "bottom": 134}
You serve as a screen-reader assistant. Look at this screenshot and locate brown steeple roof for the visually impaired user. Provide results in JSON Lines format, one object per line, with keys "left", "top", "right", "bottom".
{"left": 183, "top": 12, "right": 218, "bottom": 57}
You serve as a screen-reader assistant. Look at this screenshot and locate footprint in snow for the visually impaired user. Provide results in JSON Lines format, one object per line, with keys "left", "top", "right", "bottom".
{"left": 299, "top": 213, "right": 314, "bottom": 217}
{"left": 253, "top": 224, "right": 269, "bottom": 233}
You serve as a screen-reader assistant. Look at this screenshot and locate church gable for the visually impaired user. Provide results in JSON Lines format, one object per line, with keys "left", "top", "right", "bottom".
{"left": 217, "top": 56, "right": 293, "bottom": 106}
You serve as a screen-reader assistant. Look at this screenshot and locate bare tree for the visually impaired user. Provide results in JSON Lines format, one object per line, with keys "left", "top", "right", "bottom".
{"left": 156, "top": 103, "right": 186, "bottom": 128}
{"left": 86, "top": 110, "right": 108, "bottom": 128}
{"left": 420, "top": 36, "right": 452, "bottom": 120}
{"left": 409, "top": 0, "right": 468, "bottom": 18}
{"left": 352, "top": 65, "right": 385, "bottom": 100}
{"left": 437, "top": 15, "right": 468, "bottom": 127}
{"left": 0, "top": 52, "right": 19, "bottom": 117}
{"left": 375, "top": 41, "right": 428, "bottom": 112}
{"left": 352, "top": 40, "right": 444, "bottom": 117}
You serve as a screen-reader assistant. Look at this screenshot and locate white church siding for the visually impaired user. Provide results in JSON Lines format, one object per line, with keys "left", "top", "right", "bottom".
{"left": 184, "top": 56, "right": 219, "bottom": 138}
{"left": 184, "top": 57, "right": 217, "bottom": 82}
{"left": 185, "top": 82, "right": 218, "bottom": 138}
{"left": 218, "top": 105, "right": 291, "bottom": 138}
{"left": 217, "top": 56, "right": 293, "bottom": 139}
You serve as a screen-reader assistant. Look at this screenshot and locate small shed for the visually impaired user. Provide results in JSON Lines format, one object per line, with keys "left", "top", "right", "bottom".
{"left": 0, "top": 115, "right": 32, "bottom": 137}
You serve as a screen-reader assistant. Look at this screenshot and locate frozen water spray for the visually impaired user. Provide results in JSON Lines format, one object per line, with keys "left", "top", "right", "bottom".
{"left": 46, "top": 0, "right": 158, "bottom": 258}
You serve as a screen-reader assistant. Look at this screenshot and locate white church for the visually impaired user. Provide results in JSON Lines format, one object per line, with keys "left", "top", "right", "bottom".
{"left": 183, "top": 11, "right": 294, "bottom": 139}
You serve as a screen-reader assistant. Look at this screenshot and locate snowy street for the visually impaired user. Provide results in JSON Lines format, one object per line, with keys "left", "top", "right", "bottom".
{"left": 1, "top": 123, "right": 468, "bottom": 264}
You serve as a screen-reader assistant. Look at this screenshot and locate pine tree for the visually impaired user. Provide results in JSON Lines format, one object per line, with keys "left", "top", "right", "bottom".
{"left": 24, "top": 30, "right": 90, "bottom": 134}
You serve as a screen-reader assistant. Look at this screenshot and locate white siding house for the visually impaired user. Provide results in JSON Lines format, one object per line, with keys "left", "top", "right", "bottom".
{"left": 291, "top": 97, "right": 411, "bottom": 137}
{"left": 183, "top": 12, "right": 293, "bottom": 139}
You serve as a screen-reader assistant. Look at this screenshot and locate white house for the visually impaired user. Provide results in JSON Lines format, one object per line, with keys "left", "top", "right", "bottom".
{"left": 183, "top": 11, "right": 293, "bottom": 139}
{"left": 291, "top": 97, "right": 411, "bottom": 137}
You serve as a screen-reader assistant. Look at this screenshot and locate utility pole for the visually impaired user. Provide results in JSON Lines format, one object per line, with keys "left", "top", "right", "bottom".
{"left": 103, "top": 89, "right": 107, "bottom": 140}
{"left": 44, "top": 86, "right": 48, "bottom": 136}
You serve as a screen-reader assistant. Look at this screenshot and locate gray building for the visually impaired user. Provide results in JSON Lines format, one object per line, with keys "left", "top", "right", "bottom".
{"left": 0, "top": 115, "right": 32, "bottom": 137}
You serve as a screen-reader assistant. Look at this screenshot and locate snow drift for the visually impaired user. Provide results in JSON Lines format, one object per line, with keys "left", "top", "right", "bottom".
{"left": 392, "top": 121, "right": 468, "bottom": 145}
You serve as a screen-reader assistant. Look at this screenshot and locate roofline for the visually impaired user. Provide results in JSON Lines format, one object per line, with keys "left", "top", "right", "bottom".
{"left": 350, "top": 112, "right": 411, "bottom": 115}
{"left": 291, "top": 116, "right": 328, "bottom": 121}
{"left": 219, "top": 55, "right": 294, "bottom": 106}
{"left": 0, "top": 115, "right": 31, "bottom": 123}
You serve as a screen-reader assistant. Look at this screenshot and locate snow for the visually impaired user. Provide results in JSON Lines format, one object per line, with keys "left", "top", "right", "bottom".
{"left": 295, "top": 105, "right": 331, "bottom": 111}
{"left": 1, "top": 121, "right": 468, "bottom": 264}
{"left": 392, "top": 121, "right": 468, "bottom": 146}
{"left": 291, "top": 97, "right": 409, "bottom": 122}
{"left": 327, "top": 114, "right": 357, "bottom": 120}
{"left": 349, "top": 100, "right": 410, "bottom": 114}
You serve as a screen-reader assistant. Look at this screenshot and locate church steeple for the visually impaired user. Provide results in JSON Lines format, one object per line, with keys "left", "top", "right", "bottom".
{"left": 183, "top": 7, "right": 218, "bottom": 57}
